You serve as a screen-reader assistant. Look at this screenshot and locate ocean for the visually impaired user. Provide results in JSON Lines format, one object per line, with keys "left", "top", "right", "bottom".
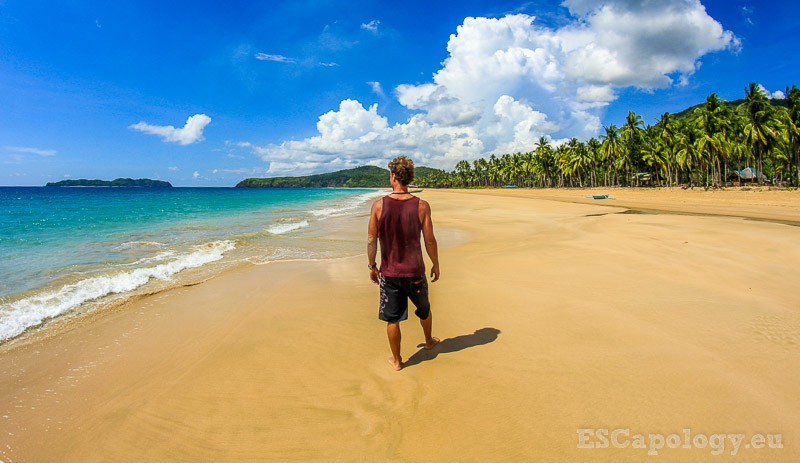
{"left": 0, "top": 186, "right": 383, "bottom": 343}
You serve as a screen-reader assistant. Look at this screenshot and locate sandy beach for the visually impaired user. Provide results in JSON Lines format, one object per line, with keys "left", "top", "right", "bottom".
{"left": 1, "top": 188, "right": 799, "bottom": 462}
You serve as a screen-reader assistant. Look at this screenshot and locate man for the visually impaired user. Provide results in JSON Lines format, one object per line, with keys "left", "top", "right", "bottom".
{"left": 368, "top": 156, "right": 440, "bottom": 371}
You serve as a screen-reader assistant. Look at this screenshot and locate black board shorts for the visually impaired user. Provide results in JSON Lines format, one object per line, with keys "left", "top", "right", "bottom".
{"left": 378, "top": 275, "right": 431, "bottom": 323}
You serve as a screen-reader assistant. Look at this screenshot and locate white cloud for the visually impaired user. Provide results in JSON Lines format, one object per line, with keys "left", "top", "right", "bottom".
{"left": 5, "top": 146, "right": 57, "bottom": 156}
{"left": 576, "top": 85, "right": 617, "bottom": 103}
{"left": 741, "top": 6, "right": 754, "bottom": 25}
{"left": 361, "top": 20, "right": 380, "bottom": 33}
{"left": 319, "top": 24, "right": 358, "bottom": 50}
{"left": 771, "top": 90, "right": 786, "bottom": 100}
{"left": 254, "top": 53, "right": 296, "bottom": 63}
{"left": 192, "top": 171, "right": 200, "bottom": 179}
{"left": 367, "top": 81, "right": 386, "bottom": 98}
{"left": 240, "top": 100, "right": 483, "bottom": 174}
{"left": 167, "top": 166, "right": 179, "bottom": 171}
{"left": 758, "top": 84, "right": 786, "bottom": 100}
{"left": 211, "top": 167, "right": 268, "bottom": 175}
{"left": 129, "top": 114, "right": 211, "bottom": 145}
{"left": 244, "top": 4, "right": 738, "bottom": 174}
{"left": 488, "top": 95, "right": 559, "bottom": 154}
{"left": 255, "top": 52, "right": 335, "bottom": 67}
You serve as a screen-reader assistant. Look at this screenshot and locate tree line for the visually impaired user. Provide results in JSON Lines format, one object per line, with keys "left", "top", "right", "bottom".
{"left": 414, "top": 83, "right": 800, "bottom": 189}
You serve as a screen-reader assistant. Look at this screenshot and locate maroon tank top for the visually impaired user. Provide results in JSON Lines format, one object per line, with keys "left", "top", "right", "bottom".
{"left": 378, "top": 196, "right": 425, "bottom": 277}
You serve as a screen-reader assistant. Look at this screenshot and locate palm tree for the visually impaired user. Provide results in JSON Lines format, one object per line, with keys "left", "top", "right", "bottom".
{"left": 600, "top": 125, "right": 621, "bottom": 186}
{"left": 499, "top": 154, "right": 515, "bottom": 185}
{"left": 740, "top": 83, "right": 778, "bottom": 185}
{"left": 694, "top": 93, "right": 735, "bottom": 187}
{"left": 676, "top": 120, "right": 703, "bottom": 187}
{"left": 473, "top": 158, "right": 489, "bottom": 187}
{"left": 620, "top": 111, "right": 645, "bottom": 186}
{"left": 549, "top": 144, "right": 565, "bottom": 187}
{"left": 521, "top": 151, "right": 536, "bottom": 187}
{"left": 455, "top": 159, "right": 471, "bottom": 187}
{"left": 586, "top": 138, "right": 601, "bottom": 187}
{"left": 653, "top": 113, "right": 680, "bottom": 186}
{"left": 534, "top": 136, "right": 554, "bottom": 187}
{"left": 487, "top": 154, "right": 502, "bottom": 187}
{"left": 785, "top": 85, "right": 800, "bottom": 186}
{"left": 511, "top": 153, "right": 526, "bottom": 186}
{"left": 563, "top": 138, "right": 581, "bottom": 187}
{"left": 646, "top": 126, "right": 674, "bottom": 187}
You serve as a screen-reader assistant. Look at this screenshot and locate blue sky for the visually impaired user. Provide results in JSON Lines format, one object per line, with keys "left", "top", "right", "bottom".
{"left": 1, "top": 0, "right": 797, "bottom": 186}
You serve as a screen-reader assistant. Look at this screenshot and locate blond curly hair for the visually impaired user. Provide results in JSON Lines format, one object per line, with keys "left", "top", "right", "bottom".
{"left": 388, "top": 156, "right": 415, "bottom": 186}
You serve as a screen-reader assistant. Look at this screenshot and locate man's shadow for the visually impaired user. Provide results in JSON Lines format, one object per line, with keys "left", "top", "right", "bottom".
{"left": 403, "top": 327, "right": 501, "bottom": 368}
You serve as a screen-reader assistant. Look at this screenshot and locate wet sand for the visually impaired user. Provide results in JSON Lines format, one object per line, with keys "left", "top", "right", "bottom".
{"left": 1, "top": 188, "right": 798, "bottom": 462}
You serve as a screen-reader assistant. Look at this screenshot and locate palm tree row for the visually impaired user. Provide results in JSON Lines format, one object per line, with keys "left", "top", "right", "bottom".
{"left": 416, "top": 83, "right": 800, "bottom": 189}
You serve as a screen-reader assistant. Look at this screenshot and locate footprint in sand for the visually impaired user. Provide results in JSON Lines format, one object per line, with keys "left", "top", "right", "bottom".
{"left": 751, "top": 314, "right": 800, "bottom": 348}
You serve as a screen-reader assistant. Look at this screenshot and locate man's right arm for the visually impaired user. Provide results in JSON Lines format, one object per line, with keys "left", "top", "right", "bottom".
{"left": 420, "top": 200, "right": 440, "bottom": 282}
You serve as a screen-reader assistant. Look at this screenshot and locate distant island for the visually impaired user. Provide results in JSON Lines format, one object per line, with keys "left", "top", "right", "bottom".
{"left": 46, "top": 178, "right": 173, "bottom": 187}
{"left": 236, "top": 165, "right": 445, "bottom": 188}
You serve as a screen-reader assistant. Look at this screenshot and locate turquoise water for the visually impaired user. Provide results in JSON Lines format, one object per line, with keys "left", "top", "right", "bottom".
{"left": 0, "top": 187, "right": 382, "bottom": 342}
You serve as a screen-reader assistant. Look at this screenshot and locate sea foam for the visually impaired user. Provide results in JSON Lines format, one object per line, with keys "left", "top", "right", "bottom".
{"left": 309, "top": 190, "right": 384, "bottom": 218}
{"left": 266, "top": 220, "right": 309, "bottom": 235}
{"left": 0, "top": 240, "right": 235, "bottom": 342}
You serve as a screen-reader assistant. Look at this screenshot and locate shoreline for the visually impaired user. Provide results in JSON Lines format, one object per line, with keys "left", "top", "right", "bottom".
{"left": 0, "top": 188, "right": 386, "bottom": 347}
{"left": 1, "top": 188, "right": 798, "bottom": 462}
{"left": 437, "top": 186, "right": 800, "bottom": 225}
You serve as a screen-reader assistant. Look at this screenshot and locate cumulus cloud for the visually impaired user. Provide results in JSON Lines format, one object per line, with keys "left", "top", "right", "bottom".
{"left": 254, "top": 53, "right": 296, "bottom": 63}
{"left": 241, "top": 100, "right": 482, "bottom": 175}
{"left": 758, "top": 84, "right": 786, "bottom": 100}
{"left": 129, "top": 114, "right": 211, "bottom": 145}
{"left": 4, "top": 146, "right": 57, "bottom": 156}
{"left": 243, "top": 2, "right": 738, "bottom": 174}
{"left": 576, "top": 85, "right": 616, "bottom": 103}
{"left": 192, "top": 171, "right": 201, "bottom": 179}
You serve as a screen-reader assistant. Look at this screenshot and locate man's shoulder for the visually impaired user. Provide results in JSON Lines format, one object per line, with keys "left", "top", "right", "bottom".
{"left": 417, "top": 198, "right": 431, "bottom": 215}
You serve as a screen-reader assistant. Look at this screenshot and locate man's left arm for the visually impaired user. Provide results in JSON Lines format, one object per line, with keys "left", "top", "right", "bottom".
{"left": 367, "top": 201, "right": 380, "bottom": 284}
{"left": 420, "top": 200, "right": 440, "bottom": 282}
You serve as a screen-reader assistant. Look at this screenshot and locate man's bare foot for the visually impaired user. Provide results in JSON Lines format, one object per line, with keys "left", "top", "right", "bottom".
{"left": 388, "top": 357, "right": 402, "bottom": 371}
{"left": 425, "top": 337, "right": 441, "bottom": 350}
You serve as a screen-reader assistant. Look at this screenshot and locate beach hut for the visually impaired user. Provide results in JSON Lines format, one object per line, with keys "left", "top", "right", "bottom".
{"left": 633, "top": 172, "right": 654, "bottom": 186}
{"left": 727, "top": 167, "right": 769, "bottom": 185}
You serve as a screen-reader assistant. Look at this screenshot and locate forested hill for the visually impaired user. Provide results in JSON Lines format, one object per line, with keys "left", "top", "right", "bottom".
{"left": 671, "top": 97, "right": 788, "bottom": 119}
{"left": 46, "top": 178, "right": 172, "bottom": 187}
{"left": 236, "top": 166, "right": 445, "bottom": 188}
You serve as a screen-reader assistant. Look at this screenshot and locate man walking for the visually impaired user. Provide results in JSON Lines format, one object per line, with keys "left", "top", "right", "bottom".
{"left": 367, "top": 156, "right": 440, "bottom": 371}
